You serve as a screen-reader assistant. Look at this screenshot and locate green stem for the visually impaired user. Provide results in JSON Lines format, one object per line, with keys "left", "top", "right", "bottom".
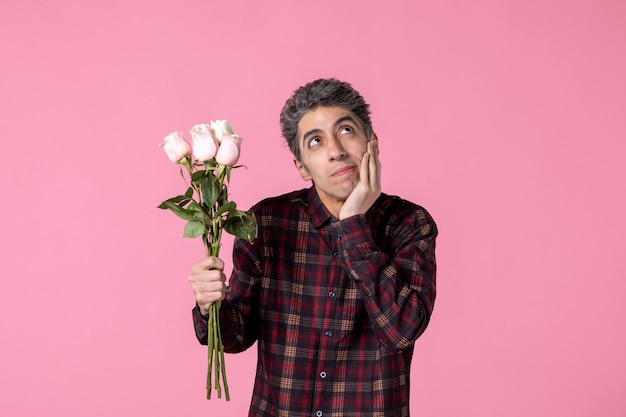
{"left": 212, "top": 303, "right": 222, "bottom": 399}
{"left": 199, "top": 163, "right": 230, "bottom": 401}
{"left": 206, "top": 307, "right": 214, "bottom": 399}
{"left": 217, "top": 310, "right": 230, "bottom": 400}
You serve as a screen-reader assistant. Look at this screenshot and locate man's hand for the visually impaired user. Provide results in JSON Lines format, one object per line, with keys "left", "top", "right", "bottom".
{"left": 339, "top": 138, "right": 382, "bottom": 220}
{"left": 188, "top": 256, "right": 228, "bottom": 316}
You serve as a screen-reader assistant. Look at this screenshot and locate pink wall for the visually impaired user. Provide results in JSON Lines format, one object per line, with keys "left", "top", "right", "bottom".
{"left": 1, "top": 1, "right": 625, "bottom": 416}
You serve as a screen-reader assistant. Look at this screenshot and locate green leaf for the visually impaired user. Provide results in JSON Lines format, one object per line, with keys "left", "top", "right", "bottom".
{"left": 202, "top": 172, "right": 221, "bottom": 208}
{"left": 219, "top": 184, "right": 229, "bottom": 205}
{"left": 223, "top": 211, "right": 258, "bottom": 241}
{"left": 157, "top": 194, "right": 191, "bottom": 209}
{"left": 216, "top": 201, "right": 236, "bottom": 217}
{"left": 225, "top": 165, "right": 232, "bottom": 184}
{"left": 158, "top": 201, "right": 197, "bottom": 220}
{"left": 183, "top": 220, "right": 207, "bottom": 238}
{"left": 188, "top": 201, "right": 203, "bottom": 211}
{"left": 185, "top": 187, "right": 194, "bottom": 198}
{"left": 191, "top": 170, "right": 207, "bottom": 183}
{"left": 188, "top": 201, "right": 212, "bottom": 224}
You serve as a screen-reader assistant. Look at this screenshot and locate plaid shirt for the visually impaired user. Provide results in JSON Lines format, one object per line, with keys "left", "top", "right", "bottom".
{"left": 193, "top": 187, "right": 437, "bottom": 416}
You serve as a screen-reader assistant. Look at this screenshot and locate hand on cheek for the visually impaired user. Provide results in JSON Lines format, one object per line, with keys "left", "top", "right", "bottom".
{"left": 339, "top": 138, "right": 382, "bottom": 220}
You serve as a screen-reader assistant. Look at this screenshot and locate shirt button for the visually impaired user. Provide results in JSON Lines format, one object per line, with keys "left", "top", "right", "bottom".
{"left": 320, "top": 371, "right": 327, "bottom": 378}
{"left": 328, "top": 291, "right": 336, "bottom": 298}
{"left": 324, "top": 330, "right": 333, "bottom": 337}
{"left": 333, "top": 252, "right": 339, "bottom": 259}
{"left": 316, "top": 411, "right": 323, "bottom": 417}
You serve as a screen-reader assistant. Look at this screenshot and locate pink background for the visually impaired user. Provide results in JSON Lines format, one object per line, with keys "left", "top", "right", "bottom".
{"left": 1, "top": 1, "right": 625, "bottom": 416}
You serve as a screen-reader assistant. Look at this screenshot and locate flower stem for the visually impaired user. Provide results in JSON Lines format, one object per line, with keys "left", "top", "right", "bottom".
{"left": 218, "top": 311, "right": 230, "bottom": 400}
{"left": 200, "top": 163, "right": 230, "bottom": 401}
{"left": 206, "top": 309, "right": 214, "bottom": 399}
{"left": 212, "top": 303, "right": 222, "bottom": 398}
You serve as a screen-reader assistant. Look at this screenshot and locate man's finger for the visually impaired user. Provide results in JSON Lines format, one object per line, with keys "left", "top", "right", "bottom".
{"left": 360, "top": 151, "right": 370, "bottom": 185}
{"left": 368, "top": 140, "right": 381, "bottom": 188}
{"left": 191, "top": 256, "right": 225, "bottom": 273}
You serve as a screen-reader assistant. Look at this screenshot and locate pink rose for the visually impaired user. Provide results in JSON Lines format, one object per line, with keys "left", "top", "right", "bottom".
{"left": 209, "top": 120, "right": 234, "bottom": 143}
{"left": 160, "top": 131, "right": 192, "bottom": 163}
{"left": 190, "top": 124, "right": 218, "bottom": 161}
{"left": 215, "top": 134, "right": 243, "bottom": 166}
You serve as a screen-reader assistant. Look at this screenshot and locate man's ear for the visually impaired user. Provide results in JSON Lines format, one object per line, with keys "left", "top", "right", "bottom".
{"left": 294, "top": 158, "right": 312, "bottom": 181}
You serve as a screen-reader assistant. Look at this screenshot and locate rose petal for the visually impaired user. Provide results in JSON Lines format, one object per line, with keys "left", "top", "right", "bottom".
{"left": 215, "top": 135, "right": 243, "bottom": 166}
{"left": 160, "top": 131, "right": 192, "bottom": 163}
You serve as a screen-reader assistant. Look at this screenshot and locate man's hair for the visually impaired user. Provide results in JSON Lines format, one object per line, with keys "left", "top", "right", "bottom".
{"left": 280, "top": 78, "right": 373, "bottom": 161}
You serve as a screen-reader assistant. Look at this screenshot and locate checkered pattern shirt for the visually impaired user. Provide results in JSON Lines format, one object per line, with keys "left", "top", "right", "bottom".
{"left": 193, "top": 186, "right": 437, "bottom": 416}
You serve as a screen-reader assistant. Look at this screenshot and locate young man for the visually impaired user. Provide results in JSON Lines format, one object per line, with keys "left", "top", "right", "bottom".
{"left": 189, "top": 78, "right": 437, "bottom": 416}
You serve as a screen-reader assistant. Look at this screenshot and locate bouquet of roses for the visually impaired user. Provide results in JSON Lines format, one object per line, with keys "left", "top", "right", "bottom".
{"left": 158, "top": 120, "right": 257, "bottom": 400}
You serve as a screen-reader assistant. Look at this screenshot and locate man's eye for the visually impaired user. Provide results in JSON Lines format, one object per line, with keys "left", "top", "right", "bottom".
{"left": 339, "top": 126, "right": 354, "bottom": 134}
{"left": 309, "top": 137, "right": 321, "bottom": 148}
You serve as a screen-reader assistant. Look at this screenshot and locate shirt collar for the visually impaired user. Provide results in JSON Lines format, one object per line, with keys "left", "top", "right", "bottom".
{"left": 306, "top": 186, "right": 387, "bottom": 228}
{"left": 307, "top": 186, "right": 335, "bottom": 228}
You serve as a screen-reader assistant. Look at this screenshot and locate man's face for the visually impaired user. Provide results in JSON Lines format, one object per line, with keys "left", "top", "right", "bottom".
{"left": 294, "top": 106, "right": 370, "bottom": 216}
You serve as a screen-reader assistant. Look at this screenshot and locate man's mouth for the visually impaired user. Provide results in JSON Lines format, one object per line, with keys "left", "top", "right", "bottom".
{"left": 331, "top": 165, "right": 357, "bottom": 177}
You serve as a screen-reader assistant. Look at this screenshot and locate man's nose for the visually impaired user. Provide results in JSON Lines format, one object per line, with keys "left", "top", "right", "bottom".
{"left": 327, "top": 136, "right": 347, "bottom": 160}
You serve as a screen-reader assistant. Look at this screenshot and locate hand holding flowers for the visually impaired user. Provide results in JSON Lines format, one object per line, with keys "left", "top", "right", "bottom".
{"left": 158, "top": 120, "right": 257, "bottom": 400}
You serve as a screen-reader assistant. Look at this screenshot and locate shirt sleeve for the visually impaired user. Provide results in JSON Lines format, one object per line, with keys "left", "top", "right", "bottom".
{"left": 190, "top": 243, "right": 261, "bottom": 352}
{"left": 192, "top": 304, "right": 209, "bottom": 344}
{"left": 215, "top": 236, "right": 263, "bottom": 353}
{"left": 333, "top": 207, "right": 437, "bottom": 350}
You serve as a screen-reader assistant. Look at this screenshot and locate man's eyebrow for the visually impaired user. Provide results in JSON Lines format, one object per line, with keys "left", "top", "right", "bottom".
{"left": 302, "top": 128, "right": 323, "bottom": 145}
{"left": 334, "top": 115, "right": 359, "bottom": 129}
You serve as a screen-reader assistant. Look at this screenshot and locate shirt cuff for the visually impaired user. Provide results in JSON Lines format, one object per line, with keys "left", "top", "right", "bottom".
{"left": 192, "top": 304, "right": 209, "bottom": 344}
{"left": 333, "top": 214, "right": 375, "bottom": 257}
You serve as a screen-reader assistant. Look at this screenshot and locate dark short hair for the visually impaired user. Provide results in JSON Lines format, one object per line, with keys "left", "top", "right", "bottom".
{"left": 280, "top": 78, "right": 373, "bottom": 161}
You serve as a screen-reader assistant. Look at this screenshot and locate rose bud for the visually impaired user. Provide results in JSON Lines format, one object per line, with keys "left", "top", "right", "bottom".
{"left": 190, "top": 124, "right": 218, "bottom": 161}
{"left": 209, "top": 120, "right": 235, "bottom": 144}
{"left": 215, "top": 134, "right": 243, "bottom": 166}
{"left": 159, "top": 131, "right": 192, "bottom": 163}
